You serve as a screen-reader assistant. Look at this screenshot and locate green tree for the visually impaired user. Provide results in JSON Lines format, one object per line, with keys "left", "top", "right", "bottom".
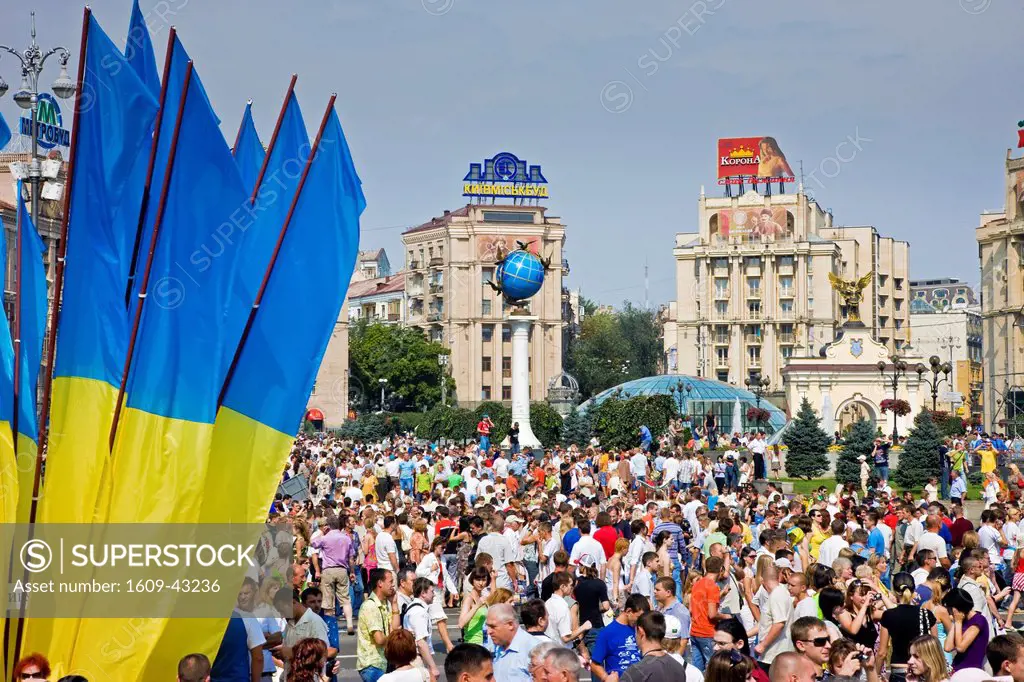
{"left": 349, "top": 321, "right": 456, "bottom": 412}
{"left": 783, "top": 398, "right": 831, "bottom": 479}
{"left": 529, "top": 403, "right": 563, "bottom": 448}
{"left": 564, "top": 301, "right": 662, "bottom": 399}
{"left": 420, "top": 406, "right": 476, "bottom": 443}
{"left": 836, "top": 419, "right": 875, "bottom": 485}
{"left": 337, "top": 412, "right": 397, "bottom": 441}
{"left": 474, "top": 402, "right": 511, "bottom": 443}
{"left": 893, "top": 410, "right": 944, "bottom": 489}
{"left": 592, "top": 394, "right": 675, "bottom": 450}
{"left": 561, "top": 408, "right": 593, "bottom": 447}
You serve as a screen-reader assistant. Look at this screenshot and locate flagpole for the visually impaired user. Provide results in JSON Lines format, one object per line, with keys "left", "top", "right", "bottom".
{"left": 108, "top": 61, "right": 194, "bottom": 452}
{"left": 124, "top": 27, "right": 177, "bottom": 308}
{"left": 249, "top": 74, "right": 297, "bottom": 203}
{"left": 10, "top": 8, "right": 91, "bottom": 671}
{"left": 232, "top": 98, "right": 253, "bottom": 154}
{"left": 218, "top": 94, "right": 336, "bottom": 408}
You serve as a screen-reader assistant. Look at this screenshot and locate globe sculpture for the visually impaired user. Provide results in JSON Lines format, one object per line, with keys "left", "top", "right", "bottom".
{"left": 488, "top": 241, "right": 550, "bottom": 305}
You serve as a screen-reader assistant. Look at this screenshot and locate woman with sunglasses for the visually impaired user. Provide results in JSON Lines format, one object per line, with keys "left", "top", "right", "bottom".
{"left": 836, "top": 581, "right": 881, "bottom": 650}
{"left": 13, "top": 654, "right": 50, "bottom": 682}
{"left": 809, "top": 509, "right": 831, "bottom": 562}
{"left": 712, "top": 619, "right": 770, "bottom": 682}
{"left": 877, "top": 572, "right": 937, "bottom": 682}
{"left": 704, "top": 649, "right": 759, "bottom": 682}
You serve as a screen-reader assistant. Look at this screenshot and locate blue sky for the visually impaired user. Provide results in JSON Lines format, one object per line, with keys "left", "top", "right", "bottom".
{"left": 3, "top": 0, "right": 1021, "bottom": 306}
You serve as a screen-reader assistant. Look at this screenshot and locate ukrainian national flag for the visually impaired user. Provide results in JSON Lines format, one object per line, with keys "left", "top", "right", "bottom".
{"left": 22, "top": 11, "right": 158, "bottom": 673}
{"left": 12, "top": 182, "right": 48, "bottom": 525}
{"left": 37, "top": 11, "right": 158, "bottom": 527}
{"left": 146, "top": 101, "right": 364, "bottom": 681}
{"left": 71, "top": 55, "right": 250, "bottom": 681}
{"left": 0, "top": 205, "right": 17, "bottom": 527}
{"left": 0, "top": 112, "right": 11, "bottom": 151}
{"left": 233, "top": 101, "right": 265, "bottom": 190}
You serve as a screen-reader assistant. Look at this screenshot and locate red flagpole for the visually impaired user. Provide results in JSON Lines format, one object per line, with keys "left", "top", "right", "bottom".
{"left": 218, "top": 94, "right": 336, "bottom": 408}
{"left": 124, "top": 27, "right": 177, "bottom": 308}
{"left": 11, "top": 8, "right": 92, "bottom": 671}
{"left": 108, "top": 61, "right": 195, "bottom": 452}
{"left": 249, "top": 74, "right": 297, "bottom": 203}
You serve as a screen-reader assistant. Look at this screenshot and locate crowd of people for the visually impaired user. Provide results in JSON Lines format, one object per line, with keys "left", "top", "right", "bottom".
{"left": 13, "top": 421, "right": 1024, "bottom": 682}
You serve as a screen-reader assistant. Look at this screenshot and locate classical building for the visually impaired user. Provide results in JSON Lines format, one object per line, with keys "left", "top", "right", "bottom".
{"left": 347, "top": 271, "right": 406, "bottom": 324}
{"left": 401, "top": 204, "right": 567, "bottom": 407}
{"left": 910, "top": 277, "right": 978, "bottom": 311}
{"left": 977, "top": 149, "right": 1024, "bottom": 431}
{"left": 908, "top": 303, "right": 983, "bottom": 420}
{"left": 662, "top": 187, "right": 910, "bottom": 401}
{"left": 355, "top": 248, "right": 391, "bottom": 281}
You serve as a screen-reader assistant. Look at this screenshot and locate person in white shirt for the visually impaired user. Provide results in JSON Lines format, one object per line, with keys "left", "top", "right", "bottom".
{"left": 375, "top": 516, "right": 400, "bottom": 573}
{"left": 477, "top": 517, "right": 516, "bottom": 589}
{"left": 568, "top": 519, "right": 607, "bottom": 575}
{"left": 631, "top": 551, "right": 659, "bottom": 599}
{"left": 978, "top": 509, "right": 1008, "bottom": 571}
{"left": 402, "top": 578, "right": 441, "bottom": 682}
{"left": 816, "top": 519, "right": 850, "bottom": 569}
{"left": 630, "top": 449, "right": 649, "bottom": 482}
{"left": 911, "top": 515, "right": 950, "bottom": 568}
{"left": 273, "top": 587, "right": 330, "bottom": 680}
{"left": 545, "top": 572, "right": 592, "bottom": 644}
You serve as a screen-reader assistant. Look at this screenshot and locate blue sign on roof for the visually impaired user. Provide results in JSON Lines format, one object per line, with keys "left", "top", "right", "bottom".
{"left": 463, "top": 151, "right": 548, "bottom": 199}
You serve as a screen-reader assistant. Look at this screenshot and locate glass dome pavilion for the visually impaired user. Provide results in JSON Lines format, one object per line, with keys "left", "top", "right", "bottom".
{"left": 578, "top": 374, "right": 788, "bottom": 434}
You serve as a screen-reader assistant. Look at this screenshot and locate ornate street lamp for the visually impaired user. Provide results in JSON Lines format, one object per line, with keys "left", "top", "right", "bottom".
{"left": 915, "top": 355, "right": 953, "bottom": 412}
{"left": 877, "top": 354, "right": 908, "bottom": 439}
{"left": 744, "top": 373, "right": 770, "bottom": 430}
{"left": 0, "top": 11, "right": 75, "bottom": 226}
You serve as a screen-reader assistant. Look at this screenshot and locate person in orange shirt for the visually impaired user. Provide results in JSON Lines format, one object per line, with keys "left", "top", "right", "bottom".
{"left": 530, "top": 461, "right": 546, "bottom": 489}
{"left": 690, "top": 555, "right": 729, "bottom": 672}
{"left": 506, "top": 473, "right": 519, "bottom": 496}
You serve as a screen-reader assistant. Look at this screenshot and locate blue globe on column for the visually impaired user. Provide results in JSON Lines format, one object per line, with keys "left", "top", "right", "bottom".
{"left": 497, "top": 249, "right": 545, "bottom": 301}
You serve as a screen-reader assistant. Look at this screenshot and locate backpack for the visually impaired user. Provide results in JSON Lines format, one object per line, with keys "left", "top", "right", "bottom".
{"left": 400, "top": 600, "right": 425, "bottom": 629}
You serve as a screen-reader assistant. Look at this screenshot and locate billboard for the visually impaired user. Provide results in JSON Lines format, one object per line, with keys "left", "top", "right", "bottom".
{"left": 717, "top": 137, "right": 794, "bottom": 184}
{"left": 477, "top": 234, "right": 540, "bottom": 261}
{"left": 710, "top": 207, "right": 791, "bottom": 242}
{"left": 464, "top": 152, "right": 549, "bottom": 199}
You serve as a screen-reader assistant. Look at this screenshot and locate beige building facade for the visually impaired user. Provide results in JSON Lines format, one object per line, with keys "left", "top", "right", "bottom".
{"left": 977, "top": 150, "right": 1024, "bottom": 431}
{"left": 662, "top": 187, "right": 910, "bottom": 400}
{"left": 908, "top": 307, "right": 983, "bottom": 419}
{"left": 402, "top": 204, "right": 567, "bottom": 407}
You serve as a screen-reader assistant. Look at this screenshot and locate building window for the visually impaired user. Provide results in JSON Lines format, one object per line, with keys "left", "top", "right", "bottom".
{"left": 779, "top": 256, "right": 794, "bottom": 268}
{"left": 807, "top": 298, "right": 814, "bottom": 310}
{"left": 744, "top": 256, "right": 761, "bottom": 268}
{"left": 781, "top": 346, "right": 793, "bottom": 359}
{"left": 715, "top": 301, "right": 728, "bottom": 317}
{"left": 713, "top": 257, "right": 728, "bottom": 269}
{"left": 748, "top": 347, "right": 761, "bottom": 364}
{"left": 717, "top": 370, "right": 729, "bottom": 382}
{"left": 747, "top": 277, "right": 761, "bottom": 295}
{"left": 747, "top": 302, "right": 761, "bottom": 318}
{"left": 481, "top": 386, "right": 491, "bottom": 400}
{"left": 780, "top": 301, "right": 794, "bottom": 315}
{"left": 482, "top": 356, "right": 492, "bottom": 372}
{"left": 502, "top": 386, "right": 512, "bottom": 400}
{"left": 482, "top": 299, "right": 492, "bottom": 316}
{"left": 502, "top": 325, "right": 512, "bottom": 342}
{"left": 502, "top": 356, "right": 512, "bottom": 378}
{"left": 482, "top": 324, "right": 494, "bottom": 342}
{"left": 482, "top": 268, "right": 494, "bottom": 284}
{"left": 716, "top": 348, "right": 729, "bottom": 364}
{"left": 779, "top": 276, "right": 793, "bottom": 294}
{"left": 714, "top": 278, "right": 729, "bottom": 297}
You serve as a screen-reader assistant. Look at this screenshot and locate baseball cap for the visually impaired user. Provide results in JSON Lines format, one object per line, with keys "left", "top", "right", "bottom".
{"left": 663, "top": 615, "right": 683, "bottom": 639}
{"left": 576, "top": 553, "right": 598, "bottom": 569}
{"left": 775, "top": 558, "right": 794, "bottom": 569}
{"left": 505, "top": 515, "right": 523, "bottom": 525}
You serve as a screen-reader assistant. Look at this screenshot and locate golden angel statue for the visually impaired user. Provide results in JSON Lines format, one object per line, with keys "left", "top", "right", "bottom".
{"left": 828, "top": 271, "right": 873, "bottom": 324}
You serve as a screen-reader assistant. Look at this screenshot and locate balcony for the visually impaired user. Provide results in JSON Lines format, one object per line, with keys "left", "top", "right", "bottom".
{"left": 714, "top": 334, "right": 730, "bottom": 344}
{"left": 745, "top": 309, "right": 762, "bottom": 320}
{"left": 713, "top": 264, "right": 729, "bottom": 277}
{"left": 745, "top": 265, "right": 762, "bottom": 277}
{"left": 427, "top": 312, "right": 443, "bottom": 322}
{"left": 778, "top": 309, "right": 795, "bottom": 320}
{"left": 408, "top": 285, "right": 424, "bottom": 298}
{"left": 429, "top": 283, "right": 444, "bottom": 295}
{"left": 387, "top": 313, "right": 400, "bottom": 322}
{"left": 713, "top": 289, "right": 730, "bottom": 300}
{"left": 746, "top": 288, "right": 762, "bottom": 299}
{"left": 745, "top": 334, "right": 763, "bottom": 345}
{"left": 778, "top": 333, "right": 796, "bottom": 344}
{"left": 409, "top": 260, "right": 422, "bottom": 270}
{"left": 429, "top": 257, "right": 444, "bottom": 267}
{"left": 747, "top": 356, "right": 762, "bottom": 367}
{"left": 711, "top": 309, "right": 730, "bottom": 320}
{"left": 778, "top": 288, "right": 795, "bottom": 298}
{"left": 715, "top": 357, "right": 730, "bottom": 368}
{"left": 777, "top": 262, "right": 795, "bottom": 276}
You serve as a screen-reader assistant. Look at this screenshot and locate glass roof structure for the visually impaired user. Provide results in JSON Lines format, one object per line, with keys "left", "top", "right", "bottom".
{"left": 579, "top": 374, "right": 788, "bottom": 433}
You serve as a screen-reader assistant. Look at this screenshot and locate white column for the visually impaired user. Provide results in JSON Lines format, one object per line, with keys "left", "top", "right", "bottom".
{"left": 509, "top": 314, "right": 541, "bottom": 449}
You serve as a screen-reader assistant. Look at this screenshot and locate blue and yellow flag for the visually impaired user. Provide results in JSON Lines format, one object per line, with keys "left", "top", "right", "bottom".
{"left": 23, "top": 13, "right": 159, "bottom": 673}
{"left": 233, "top": 101, "right": 265, "bottom": 190}
{"left": 126, "top": 0, "right": 160, "bottom": 96}
{"left": 0, "top": 112, "right": 10, "bottom": 150}
{"left": 39, "top": 12, "right": 158, "bottom": 527}
{"left": 71, "top": 57, "right": 250, "bottom": 681}
{"left": 13, "top": 182, "right": 48, "bottom": 525}
{"left": 0, "top": 203, "right": 16, "bottom": 527}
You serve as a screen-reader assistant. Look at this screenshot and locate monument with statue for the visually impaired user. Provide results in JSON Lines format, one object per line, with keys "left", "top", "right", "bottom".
{"left": 486, "top": 241, "right": 553, "bottom": 449}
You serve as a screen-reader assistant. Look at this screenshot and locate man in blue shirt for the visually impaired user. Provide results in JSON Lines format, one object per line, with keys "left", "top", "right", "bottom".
{"left": 591, "top": 594, "right": 649, "bottom": 680}
{"left": 398, "top": 452, "right": 415, "bottom": 495}
{"left": 866, "top": 510, "right": 887, "bottom": 558}
{"left": 485, "top": 602, "right": 538, "bottom": 682}
{"left": 950, "top": 469, "right": 968, "bottom": 505}
{"left": 639, "top": 425, "right": 653, "bottom": 452}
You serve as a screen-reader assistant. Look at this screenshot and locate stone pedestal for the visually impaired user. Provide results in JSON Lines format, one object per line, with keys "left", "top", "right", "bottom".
{"left": 508, "top": 314, "right": 541, "bottom": 449}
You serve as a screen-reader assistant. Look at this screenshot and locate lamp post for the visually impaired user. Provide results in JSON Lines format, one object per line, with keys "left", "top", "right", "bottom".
{"left": 377, "top": 378, "right": 387, "bottom": 413}
{"left": 437, "top": 353, "right": 449, "bottom": 407}
{"left": 915, "top": 355, "right": 952, "bottom": 412}
{"left": 744, "top": 373, "right": 770, "bottom": 430}
{"left": 938, "top": 335, "right": 962, "bottom": 413}
{"left": 0, "top": 11, "right": 75, "bottom": 227}
{"left": 877, "top": 354, "right": 908, "bottom": 439}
